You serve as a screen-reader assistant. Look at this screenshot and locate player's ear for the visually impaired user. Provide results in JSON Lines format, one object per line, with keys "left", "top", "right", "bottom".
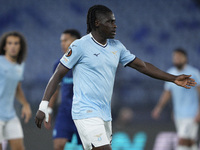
{"left": 95, "top": 20, "right": 100, "bottom": 28}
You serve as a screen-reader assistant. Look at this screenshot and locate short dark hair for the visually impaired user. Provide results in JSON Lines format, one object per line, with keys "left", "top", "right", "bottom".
{"left": 63, "top": 29, "right": 81, "bottom": 39}
{"left": 87, "top": 5, "right": 112, "bottom": 34}
{"left": 173, "top": 48, "right": 188, "bottom": 58}
{"left": 0, "top": 31, "right": 27, "bottom": 64}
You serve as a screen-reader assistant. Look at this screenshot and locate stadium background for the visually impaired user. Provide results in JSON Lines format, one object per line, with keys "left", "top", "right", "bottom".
{"left": 1, "top": 0, "right": 200, "bottom": 149}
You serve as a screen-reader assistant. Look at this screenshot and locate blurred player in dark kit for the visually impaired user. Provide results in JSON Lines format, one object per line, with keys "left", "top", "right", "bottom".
{"left": 45, "top": 29, "right": 82, "bottom": 150}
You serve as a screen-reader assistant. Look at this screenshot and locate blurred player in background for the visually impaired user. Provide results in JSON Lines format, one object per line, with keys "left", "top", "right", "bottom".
{"left": 45, "top": 29, "right": 82, "bottom": 150}
{"left": 0, "top": 31, "right": 32, "bottom": 150}
{"left": 35, "top": 5, "right": 196, "bottom": 150}
{"left": 152, "top": 48, "right": 200, "bottom": 150}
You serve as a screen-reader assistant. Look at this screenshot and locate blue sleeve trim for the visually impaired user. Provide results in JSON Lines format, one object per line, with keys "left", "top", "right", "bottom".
{"left": 59, "top": 61, "right": 71, "bottom": 70}
{"left": 124, "top": 56, "right": 137, "bottom": 67}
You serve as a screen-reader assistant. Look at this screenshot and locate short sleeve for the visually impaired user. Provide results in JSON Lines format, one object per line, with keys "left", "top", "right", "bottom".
{"left": 119, "top": 42, "right": 136, "bottom": 66}
{"left": 60, "top": 41, "right": 82, "bottom": 69}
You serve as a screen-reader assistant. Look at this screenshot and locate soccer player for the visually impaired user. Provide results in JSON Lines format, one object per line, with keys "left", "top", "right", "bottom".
{"left": 152, "top": 49, "right": 200, "bottom": 150}
{"left": 35, "top": 5, "right": 196, "bottom": 150}
{"left": 0, "top": 31, "right": 32, "bottom": 150}
{"left": 46, "top": 29, "right": 82, "bottom": 150}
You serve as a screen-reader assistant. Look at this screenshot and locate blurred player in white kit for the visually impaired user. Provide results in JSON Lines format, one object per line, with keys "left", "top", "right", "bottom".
{"left": 0, "top": 31, "right": 32, "bottom": 150}
{"left": 152, "top": 48, "right": 200, "bottom": 150}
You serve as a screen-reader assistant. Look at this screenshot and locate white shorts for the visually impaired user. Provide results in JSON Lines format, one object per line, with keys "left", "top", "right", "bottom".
{"left": 74, "top": 117, "right": 112, "bottom": 150}
{"left": 0, "top": 117, "right": 24, "bottom": 143}
{"left": 175, "top": 118, "right": 199, "bottom": 140}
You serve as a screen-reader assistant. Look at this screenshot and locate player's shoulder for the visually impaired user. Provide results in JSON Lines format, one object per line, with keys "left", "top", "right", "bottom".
{"left": 70, "top": 34, "right": 90, "bottom": 48}
{"left": 18, "top": 62, "right": 25, "bottom": 69}
{"left": 186, "top": 65, "right": 200, "bottom": 77}
{"left": 20, "top": 62, "right": 25, "bottom": 66}
{"left": 0, "top": 55, "right": 5, "bottom": 61}
{"left": 0, "top": 56, "right": 6, "bottom": 66}
{"left": 186, "top": 65, "right": 199, "bottom": 72}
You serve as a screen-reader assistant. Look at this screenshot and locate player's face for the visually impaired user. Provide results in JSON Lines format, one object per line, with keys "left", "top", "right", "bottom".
{"left": 4, "top": 36, "right": 21, "bottom": 58}
{"left": 96, "top": 12, "right": 117, "bottom": 39}
{"left": 60, "top": 33, "right": 76, "bottom": 53}
{"left": 173, "top": 52, "right": 187, "bottom": 70}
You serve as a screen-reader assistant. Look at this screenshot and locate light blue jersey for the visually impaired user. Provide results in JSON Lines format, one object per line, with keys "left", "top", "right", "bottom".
{"left": 60, "top": 34, "right": 136, "bottom": 121}
{"left": 164, "top": 65, "right": 200, "bottom": 119}
{"left": 0, "top": 56, "right": 24, "bottom": 121}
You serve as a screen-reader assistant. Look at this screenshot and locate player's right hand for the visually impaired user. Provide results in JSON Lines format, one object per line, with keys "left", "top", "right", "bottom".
{"left": 174, "top": 75, "right": 196, "bottom": 89}
{"left": 35, "top": 100, "right": 50, "bottom": 129}
{"left": 35, "top": 110, "right": 45, "bottom": 129}
{"left": 151, "top": 107, "right": 161, "bottom": 119}
{"left": 44, "top": 115, "right": 52, "bottom": 130}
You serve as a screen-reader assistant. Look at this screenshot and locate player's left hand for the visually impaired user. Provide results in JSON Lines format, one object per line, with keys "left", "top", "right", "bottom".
{"left": 195, "top": 112, "right": 200, "bottom": 123}
{"left": 174, "top": 75, "right": 196, "bottom": 89}
{"left": 21, "top": 103, "right": 32, "bottom": 123}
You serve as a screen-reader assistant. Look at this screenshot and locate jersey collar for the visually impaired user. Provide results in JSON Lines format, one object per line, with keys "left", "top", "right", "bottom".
{"left": 90, "top": 33, "right": 108, "bottom": 48}
{"left": 175, "top": 64, "right": 188, "bottom": 72}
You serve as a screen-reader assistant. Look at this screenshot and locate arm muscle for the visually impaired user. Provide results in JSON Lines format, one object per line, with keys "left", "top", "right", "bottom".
{"left": 128, "top": 58, "right": 176, "bottom": 82}
{"left": 42, "top": 63, "right": 69, "bottom": 101}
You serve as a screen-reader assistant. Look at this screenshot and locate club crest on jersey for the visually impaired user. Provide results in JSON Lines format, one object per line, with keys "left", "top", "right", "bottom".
{"left": 65, "top": 48, "right": 72, "bottom": 57}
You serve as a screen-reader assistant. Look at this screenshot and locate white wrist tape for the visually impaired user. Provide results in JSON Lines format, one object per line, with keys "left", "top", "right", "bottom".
{"left": 47, "top": 107, "right": 53, "bottom": 114}
{"left": 39, "top": 100, "right": 49, "bottom": 122}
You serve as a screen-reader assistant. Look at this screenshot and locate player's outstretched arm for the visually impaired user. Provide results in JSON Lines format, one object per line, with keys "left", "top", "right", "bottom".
{"left": 35, "top": 63, "right": 69, "bottom": 129}
{"left": 127, "top": 57, "right": 196, "bottom": 89}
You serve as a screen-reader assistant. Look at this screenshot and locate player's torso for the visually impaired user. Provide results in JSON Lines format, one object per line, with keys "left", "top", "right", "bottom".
{"left": 77, "top": 39, "right": 120, "bottom": 76}
{"left": 0, "top": 56, "right": 23, "bottom": 120}
{"left": 168, "top": 66, "right": 199, "bottom": 117}
{"left": 72, "top": 38, "right": 122, "bottom": 102}
{"left": 0, "top": 57, "right": 23, "bottom": 94}
{"left": 71, "top": 38, "right": 122, "bottom": 121}
{"left": 0, "top": 57, "right": 23, "bottom": 84}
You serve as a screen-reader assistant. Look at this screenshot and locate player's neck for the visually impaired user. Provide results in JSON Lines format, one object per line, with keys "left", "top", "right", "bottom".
{"left": 5, "top": 54, "right": 17, "bottom": 63}
{"left": 91, "top": 31, "right": 107, "bottom": 45}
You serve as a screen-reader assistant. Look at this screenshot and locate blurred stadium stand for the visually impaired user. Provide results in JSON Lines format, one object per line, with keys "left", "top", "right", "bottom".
{"left": 1, "top": 0, "right": 200, "bottom": 149}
